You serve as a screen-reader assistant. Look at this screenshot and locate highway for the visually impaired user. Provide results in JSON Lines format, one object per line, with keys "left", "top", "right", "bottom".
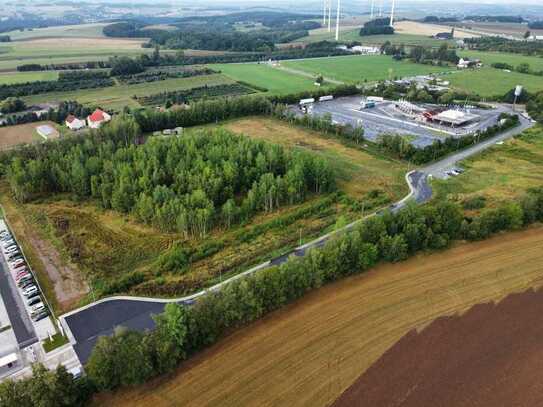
{"left": 59, "top": 113, "right": 534, "bottom": 364}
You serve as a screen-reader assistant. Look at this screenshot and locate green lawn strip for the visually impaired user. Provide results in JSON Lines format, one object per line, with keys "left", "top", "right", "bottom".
{"left": 213, "top": 63, "right": 321, "bottom": 94}
{"left": 42, "top": 333, "right": 69, "bottom": 353}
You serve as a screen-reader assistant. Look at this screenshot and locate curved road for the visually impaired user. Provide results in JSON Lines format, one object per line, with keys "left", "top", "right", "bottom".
{"left": 60, "top": 113, "right": 534, "bottom": 364}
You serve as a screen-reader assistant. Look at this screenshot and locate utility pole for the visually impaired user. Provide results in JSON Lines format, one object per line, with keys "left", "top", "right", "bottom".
{"left": 389, "top": 0, "right": 396, "bottom": 27}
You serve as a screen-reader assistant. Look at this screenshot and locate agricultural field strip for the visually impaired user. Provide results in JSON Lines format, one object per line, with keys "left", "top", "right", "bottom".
{"left": 58, "top": 110, "right": 533, "bottom": 329}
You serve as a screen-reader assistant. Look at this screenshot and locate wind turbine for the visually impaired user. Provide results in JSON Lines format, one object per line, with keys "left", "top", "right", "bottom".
{"left": 323, "top": 0, "right": 327, "bottom": 26}
{"left": 335, "top": 0, "right": 341, "bottom": 41}
{"left": 379, "top": 0, "right": 383, "bottom": 17}
{"left": 370, "top": 0, "right": 375, "bottom": 19}
{"left": 328, "top": 0, "right": 332, "bottom": 32}
{"left": 389, "top": 0, "right": 396, "bottom": 26}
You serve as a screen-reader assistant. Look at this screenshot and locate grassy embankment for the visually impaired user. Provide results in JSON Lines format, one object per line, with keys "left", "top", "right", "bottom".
{"left": 433, "top": 125, "right": 543, "bottom": 211}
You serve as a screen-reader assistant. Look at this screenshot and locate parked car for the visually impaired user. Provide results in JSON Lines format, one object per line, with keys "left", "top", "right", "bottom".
{"left": 27, "top": 296, "right": 41, "bottom": 307}
{"left": 17, "top": 273, "right": 32, "bottom": 282}
{"left": 2, "top": 240, "right": 15, "bottom": 248}
{"left": 16, "top": 270, "right": 30, "bottom": 279}
{"left": 26, "top": 291, "right": 39, "bottom": 300}
{"left": 7, "top": 252, "right": 21, "bottom": 261}
{"left": 10, "top": 257, "right": 24, "bottom": 265}
{"left": 4, "top": 246, "right": 18, "bottom": 254}
{"left": 19, "top": 280, "right": 35, "bottom": 289}
{"left": 12, "top": 262, "right": 26, "bottom": 270}
{"left": 22, "top": 286, "right": 38, "bottom": 297}
{"left": 32, "top": 310, "right": 49, "bottom": 322}
{"left": 31, "top": 302, "right": 46, "bottom": 315}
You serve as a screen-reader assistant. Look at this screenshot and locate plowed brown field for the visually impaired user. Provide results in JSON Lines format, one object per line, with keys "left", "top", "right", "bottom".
{"left": 94, "top": 226, "right": 543, "bottom": 407}
{"left": 332, "top": 289, "right": 543, "bottom": 407}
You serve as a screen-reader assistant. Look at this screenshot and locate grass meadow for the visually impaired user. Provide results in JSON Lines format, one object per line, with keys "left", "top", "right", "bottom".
{"left": 433, "top": 125, "right": 543, "bottom": 210}
{"left": 214, "top": 63, "right": 321, "bottom": 94}
{"left": 281, "top": 55, "right": 453, "bottom": 83}
{"left": 445, "top": 67, "right": 543, "bottom": 97}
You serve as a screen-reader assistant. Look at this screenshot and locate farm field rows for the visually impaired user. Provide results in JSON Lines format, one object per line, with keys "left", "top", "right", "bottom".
{"left": 281, "top": 55, "right": 453, "bottom": 83}
{"left": 21, "top": 73, "right": 236, "bottom": 110}
{"left": 94, "top": 225, "right": 543, "bottom": 407}
{"left": 2, "top": 23, "right": 109, "bottom": 40}
{"left": 433, "top": 125, "right": 543, "bottom": 209}
{"left": 213, "top": 63, "right": 322, "bottom": 94}
{"left": 444, "top": 67, "right": 543, "bottom": 96}
{"left": 0, "top": 71, "right": 59, "bottom": 84}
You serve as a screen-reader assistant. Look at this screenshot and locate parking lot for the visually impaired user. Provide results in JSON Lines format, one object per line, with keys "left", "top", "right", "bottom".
{"left": 0, "top": 219, "right": 57, "bottom": 378}
{"left": 302, "top": 96, "right": 507, "bottom": 147}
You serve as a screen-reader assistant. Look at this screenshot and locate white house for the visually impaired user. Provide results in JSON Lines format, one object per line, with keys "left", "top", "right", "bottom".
{"left": 87, "top": 109, "right": 111, "bottom": 129}
{"left": 351, "top": 46, "right": 381, "bottom": 55}
{"left": 65, "top": 115, "right": 86, "bottom": 131}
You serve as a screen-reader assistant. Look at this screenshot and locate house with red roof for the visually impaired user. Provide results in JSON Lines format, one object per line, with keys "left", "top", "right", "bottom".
{"left": 65, "top": 115, "right": 86, "bottom": 131}
{"left": 87, "top": 109, "right": 112, "bottom": 129}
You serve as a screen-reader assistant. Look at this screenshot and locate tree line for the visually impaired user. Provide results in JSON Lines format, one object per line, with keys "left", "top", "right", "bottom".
{"left": 0, "top": 77, "right": 114, "bottom": 99}
{"left": 409, "top": 44, "right": 459, "bottom": 65}
{"left": 6, "top": 117, "right": 334, "bottom": 238}
{"left": 15, "top": 41, "right": 350, "bottom": 73}
{"left": 137, "top": 83, "right": 256, "bottom": 106}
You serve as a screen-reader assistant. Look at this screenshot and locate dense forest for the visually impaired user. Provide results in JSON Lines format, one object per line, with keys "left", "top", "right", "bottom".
{"left": 103, "top": 12, "right": 321, "bottom": 52}
{"left": 409, "top": 44, "right": 459, "bottom": 65}
{"left": 5, "top": 117, "right": 334, "bottom": 237}
{"left": 529, "top": 21, "right": 543, "bottom": 29}
{"left": 360, "top": 18, "right": 394, "bottom": 36}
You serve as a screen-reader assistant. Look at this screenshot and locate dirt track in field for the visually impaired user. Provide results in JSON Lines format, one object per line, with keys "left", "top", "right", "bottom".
{"left": 94, "top": 226, "right": 543, "bottom": 407}
{"left": 332, "top": 288, "right": 543, "bottom": 407}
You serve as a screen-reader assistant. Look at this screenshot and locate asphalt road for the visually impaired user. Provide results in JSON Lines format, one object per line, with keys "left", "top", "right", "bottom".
{"left": 0, "top": 256, "right": 38, "bottom": 349}
{"left": 60, "top": 112, "right": 534, "bottom": 365}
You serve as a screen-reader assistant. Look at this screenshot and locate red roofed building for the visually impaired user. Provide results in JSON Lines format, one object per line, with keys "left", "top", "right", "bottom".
{"left": 87, "top": 109, "right": 112, "bottom": 129}
{"left": 65, "top": 115, "right": 86, "bottom": 131}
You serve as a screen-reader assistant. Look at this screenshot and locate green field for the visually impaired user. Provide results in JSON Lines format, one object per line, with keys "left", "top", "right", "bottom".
{"left": 433, "top": 125, "right": 543, "bottom": 210}
{"left": 282, "top": 55, "right": 453, "bottom": 83}
{"left": 22, "top": 74, "right": 236, "bottom": 110}
{"left": 460, "top": 50, "right": 543, "bottom": 71}
{"left": 444, "top": 67, "right": 543, "bottom": 97}
{"left": 2, "top": 23, "right": 108, "bottom": 40}
{"left": 214, "top": 63, "right": 322, "bottom": 94}
{"left": 0, "top": 71, "right": 59, "bottom": 84}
